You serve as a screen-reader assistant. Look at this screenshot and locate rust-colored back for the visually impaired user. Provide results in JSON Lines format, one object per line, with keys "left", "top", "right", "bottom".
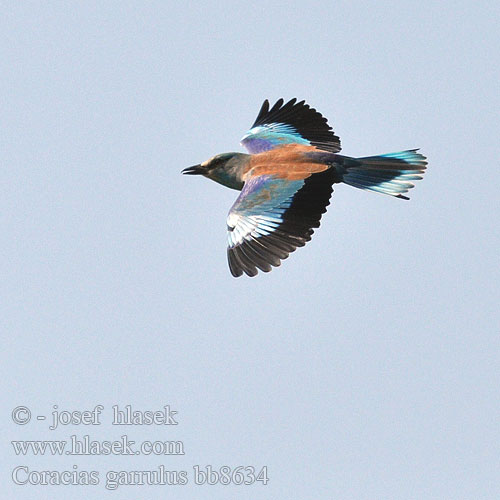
{"left": 244, "top": 144, "right": 331, "bottom": 181}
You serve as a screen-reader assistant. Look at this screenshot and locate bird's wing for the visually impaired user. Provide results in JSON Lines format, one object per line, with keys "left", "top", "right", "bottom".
{"left": 240, "top": 98, "right": 341, "bottom": 154}
{"left": 226, "top": 169, "right": 336, "bottom": 277}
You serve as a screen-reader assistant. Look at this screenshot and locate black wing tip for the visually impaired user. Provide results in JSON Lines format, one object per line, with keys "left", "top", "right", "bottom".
{"left": 259, "top": 97, "right": 311, "bottom": 115}
{"left": 257, "top": 99, "right": 270, "bottom": 119}
{"left": 227, "top": 245, "right": 279, "bottom": 278}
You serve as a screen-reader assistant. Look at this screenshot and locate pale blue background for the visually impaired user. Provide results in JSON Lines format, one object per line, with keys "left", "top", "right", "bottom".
{"left": 2, "top": 1, "right": 499, "bottom": 498}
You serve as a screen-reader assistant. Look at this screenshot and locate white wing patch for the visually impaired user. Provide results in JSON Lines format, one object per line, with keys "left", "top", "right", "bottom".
{"left": 227, "top": 212, "right": 287, "bottom": 248}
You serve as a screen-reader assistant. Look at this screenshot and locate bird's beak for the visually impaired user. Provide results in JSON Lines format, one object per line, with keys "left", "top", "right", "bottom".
{"left": 182, "top": 164, "right": 204, "bottom": 175}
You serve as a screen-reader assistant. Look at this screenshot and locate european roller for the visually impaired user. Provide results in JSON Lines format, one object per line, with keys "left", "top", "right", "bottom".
{"left": 183, "top": 98, "right": 427, "bottom": 277}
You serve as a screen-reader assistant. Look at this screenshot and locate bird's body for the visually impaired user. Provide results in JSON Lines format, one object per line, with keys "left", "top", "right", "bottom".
{"left": 183, "top": 98, "right": 427, "bottom": 277}
{"left": 204, "top": 144, "right": 334, "bottom": 189}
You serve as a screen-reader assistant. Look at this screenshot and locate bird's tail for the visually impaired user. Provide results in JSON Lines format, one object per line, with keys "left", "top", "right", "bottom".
{"left": 341, "top": 149, "right": 427, "bottom": 200}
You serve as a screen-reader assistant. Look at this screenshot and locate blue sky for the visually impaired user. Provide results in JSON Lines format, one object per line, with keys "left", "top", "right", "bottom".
{"left": 2, "top": 1, "right": 499, "bottom": 498}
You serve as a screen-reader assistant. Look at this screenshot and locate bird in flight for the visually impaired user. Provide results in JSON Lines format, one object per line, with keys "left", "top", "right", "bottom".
{"left": 183, "top": 98, "right": 427, "bottom": 277}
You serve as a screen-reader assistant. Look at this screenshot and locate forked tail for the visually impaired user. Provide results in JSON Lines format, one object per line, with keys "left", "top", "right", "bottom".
{"left": 341, "top": 150, "right": 427, "bottom": 200}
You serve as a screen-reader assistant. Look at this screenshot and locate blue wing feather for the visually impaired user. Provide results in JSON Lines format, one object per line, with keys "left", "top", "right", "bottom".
{"left": 226, "top": 169, "right": 336, "bottom": 277}
{"left": 229, "top": 175, "right": 304, "bottom": 215}
{"left": 241, "top": 98, "right": 341, "bottom": 154}
{"left": 241, "top": 124, "right": 311, "bottom": 153}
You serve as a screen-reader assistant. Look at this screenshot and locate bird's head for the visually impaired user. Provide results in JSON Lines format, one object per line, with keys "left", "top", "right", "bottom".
{"left": 182, "top": 152, "right": 247, "bottom": 190}
{"left": 182, "top": 152, "right": 240, "bottom": 177}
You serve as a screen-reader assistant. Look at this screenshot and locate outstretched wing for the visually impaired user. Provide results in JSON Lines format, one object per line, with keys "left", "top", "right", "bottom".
{"left": 226, "top": 169, "right": 337, "bottom": 277}
{"left": 241, "top": 98, "right": 341, "bottom": 154}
